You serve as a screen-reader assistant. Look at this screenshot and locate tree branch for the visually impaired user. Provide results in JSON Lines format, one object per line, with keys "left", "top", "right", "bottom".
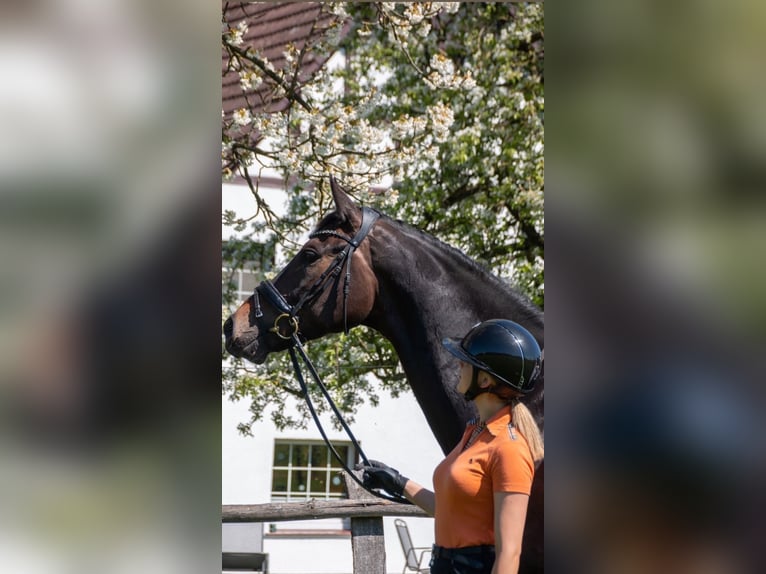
{"left": 227, "top": 44, "right": 313, "bottom": 112}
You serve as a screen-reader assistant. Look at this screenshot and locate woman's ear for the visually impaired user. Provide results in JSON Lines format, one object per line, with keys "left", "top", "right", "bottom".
{"left": 478, "top": 372, "right": 495, "bottom": 389}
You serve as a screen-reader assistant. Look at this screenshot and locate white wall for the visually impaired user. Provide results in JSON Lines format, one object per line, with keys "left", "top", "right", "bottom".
{"left": 222, "top": 385, "right": 444, "bottom": 574}
{"left": 222, "top": 180, "right": 287, "bottom": 241}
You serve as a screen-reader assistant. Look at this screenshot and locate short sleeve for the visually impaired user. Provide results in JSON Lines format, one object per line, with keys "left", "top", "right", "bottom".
{"left": 490, "top": 436, "right": 534, "bottom": 494}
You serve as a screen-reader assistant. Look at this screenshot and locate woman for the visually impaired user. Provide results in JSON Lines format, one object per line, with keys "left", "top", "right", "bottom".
{"left": 359, "top": 319, "right": 544, "bottom": 574}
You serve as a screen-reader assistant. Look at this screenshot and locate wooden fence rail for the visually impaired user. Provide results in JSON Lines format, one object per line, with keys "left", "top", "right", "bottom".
{"left": 222, "top": 472, "right": 429, "bottom": 573}
{"left": 222, "top": 499, "right": 428, "bottom": 522}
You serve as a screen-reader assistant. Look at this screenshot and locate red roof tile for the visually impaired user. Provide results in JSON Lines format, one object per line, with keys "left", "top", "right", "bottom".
{"left": 222, "top": 2, "right": 343, "bottom": 116}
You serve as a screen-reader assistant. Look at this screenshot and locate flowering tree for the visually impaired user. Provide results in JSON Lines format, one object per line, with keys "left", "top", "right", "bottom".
{"left": 222, "top": 2, "right": 543, "bottom": 433}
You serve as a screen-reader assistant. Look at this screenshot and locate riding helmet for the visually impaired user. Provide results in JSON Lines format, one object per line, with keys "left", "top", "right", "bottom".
{"left": 442, "top": 319, "right": 542, "bottom": 394}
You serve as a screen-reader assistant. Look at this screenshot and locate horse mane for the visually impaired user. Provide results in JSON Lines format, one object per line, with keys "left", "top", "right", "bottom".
{"left": 383, "top": 213, "right": 543, "bottom": 321}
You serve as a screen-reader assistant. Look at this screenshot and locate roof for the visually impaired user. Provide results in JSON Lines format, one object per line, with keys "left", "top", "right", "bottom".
{"left": 222, "top": 2, "right": 343, "bottom": 116}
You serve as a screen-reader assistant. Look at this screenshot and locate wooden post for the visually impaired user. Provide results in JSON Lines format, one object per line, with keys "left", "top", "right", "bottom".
{"left": 345, "top": 471, "right": 386, "bottom": 574}
{"left": 351, "top": 516, "right": 385, "bottom": 574}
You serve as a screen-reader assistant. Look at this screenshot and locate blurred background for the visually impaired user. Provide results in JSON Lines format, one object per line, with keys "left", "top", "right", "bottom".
{"left": 548, "top": 0, "right": 766, "bottom": 572}
{"left": 0, "top": 0, "right": 764, "bottom": 573}
{"left": 0, "top": 0, "right": 221, "bottom": 573}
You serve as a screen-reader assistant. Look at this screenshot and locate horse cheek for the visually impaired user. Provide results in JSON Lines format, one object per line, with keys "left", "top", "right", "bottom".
{"left": 350, "top": 265, "right": 378, "bottom": 325}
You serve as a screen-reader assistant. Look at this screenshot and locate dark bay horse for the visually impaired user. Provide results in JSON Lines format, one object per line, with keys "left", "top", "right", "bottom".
{"left": 224, "top": 178, "right": 544, "bottom": 572}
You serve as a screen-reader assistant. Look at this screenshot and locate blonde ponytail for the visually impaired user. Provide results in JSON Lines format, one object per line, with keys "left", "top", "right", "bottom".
{"left": 486, "top": 374, "right": 545, "bottom": 463}
{"left": 511, "top": 400, "right": 544, "bottom": 463}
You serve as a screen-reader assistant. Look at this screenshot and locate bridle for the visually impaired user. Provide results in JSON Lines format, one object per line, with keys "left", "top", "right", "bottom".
{"left": 254, "top": 206, "right": 380, "bottom": 338}
{"left": 250, "top": 207, "right": 410, "bottom": 504}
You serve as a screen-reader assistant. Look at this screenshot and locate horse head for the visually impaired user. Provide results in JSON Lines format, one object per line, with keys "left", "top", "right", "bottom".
{"left": 224, "top": 178, "right": 379, "bottom": 364}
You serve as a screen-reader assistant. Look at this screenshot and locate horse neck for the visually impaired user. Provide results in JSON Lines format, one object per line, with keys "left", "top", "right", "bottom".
{"left": 363, "top": 219, "right": 544, "bottom": 453}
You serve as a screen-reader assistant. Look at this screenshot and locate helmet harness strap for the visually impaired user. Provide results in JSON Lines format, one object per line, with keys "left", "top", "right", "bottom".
{"left": 463, "top": 365, "right": 489, "bottom": 401}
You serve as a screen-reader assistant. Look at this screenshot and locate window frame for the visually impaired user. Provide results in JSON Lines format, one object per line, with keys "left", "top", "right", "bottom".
{"left": 222, "top": 265, "right": 260, "bottom": 304}
{"left": 270, "top": 439, "right": 357, "bottom": 502}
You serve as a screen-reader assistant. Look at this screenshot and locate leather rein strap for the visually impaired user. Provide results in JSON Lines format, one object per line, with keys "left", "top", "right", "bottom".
{"left": 252, "top": 207, "right": 410, "bottom": 504}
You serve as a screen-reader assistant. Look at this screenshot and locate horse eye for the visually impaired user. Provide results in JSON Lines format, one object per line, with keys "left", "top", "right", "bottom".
{"left": 302, "top": 249, "right": 320, "bottom": 263}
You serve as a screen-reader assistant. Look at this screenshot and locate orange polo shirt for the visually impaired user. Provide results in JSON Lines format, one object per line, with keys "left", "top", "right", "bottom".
{"left": 432, "top": 405, "right": 534, "bottom": 548}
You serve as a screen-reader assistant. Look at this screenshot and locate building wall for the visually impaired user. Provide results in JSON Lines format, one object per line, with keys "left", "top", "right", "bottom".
{"left": 222, "top": 388, "right": 444, "bottom": 574}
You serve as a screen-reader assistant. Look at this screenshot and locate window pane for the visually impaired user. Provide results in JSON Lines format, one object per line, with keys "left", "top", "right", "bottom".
{"left": 271, "top": 440, "right": 354, "bottom": 502}
{"left": 310, "top": 471, "right": 327, "bottom": 494}
{"left": 329, "top": 471, "right": 346, "bottom": 494}
{"left": 292, "top": 445, "right": 309, "bottom": 467}
{"left": 310, "top": 445, "right": 328, "bottom": 467}
{"left": 291, "top": 470, "right": 308, "bottom": 494}
{"left": 329, "top": 445, "right": 349, "bottom": 468}
{"left": 273, "top": 444, "right": 290, "bottom": 467}
{"left": 241, "top": 270, "right": 258, "bottom": 292}
{"left": 271, "top": 470, "right": 288, "bottom": 493}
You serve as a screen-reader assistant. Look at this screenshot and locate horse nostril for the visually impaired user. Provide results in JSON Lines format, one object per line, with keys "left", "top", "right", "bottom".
{"left": 223, "top": 317, "right": 233, "bottom": 339}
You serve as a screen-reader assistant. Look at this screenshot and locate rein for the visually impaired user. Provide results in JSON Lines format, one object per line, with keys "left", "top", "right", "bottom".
{"left": 252, "top": 207, "right": 411, "bottom": 505}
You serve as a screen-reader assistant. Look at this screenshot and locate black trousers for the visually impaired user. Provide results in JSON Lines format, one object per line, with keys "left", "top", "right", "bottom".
{"left": 429, "top": 545, "right": 496, "bottom": 574}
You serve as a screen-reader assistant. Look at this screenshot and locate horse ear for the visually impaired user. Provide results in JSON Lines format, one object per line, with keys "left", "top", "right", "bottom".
{"left": 330, "top": 176, "right": 361, "bottom": 225}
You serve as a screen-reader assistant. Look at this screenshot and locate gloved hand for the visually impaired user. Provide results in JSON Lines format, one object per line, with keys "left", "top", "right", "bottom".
{"left": 356, "top": 460, "right": 409, "bottom": 497}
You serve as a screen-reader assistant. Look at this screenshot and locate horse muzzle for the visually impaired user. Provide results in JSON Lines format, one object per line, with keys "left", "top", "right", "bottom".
{"left": 223, "top": 315, "right": 269, "bottom": 364}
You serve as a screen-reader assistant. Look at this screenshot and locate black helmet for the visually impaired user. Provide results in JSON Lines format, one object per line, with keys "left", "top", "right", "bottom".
{"left": 442, "top": 319, "right": 542, "bottom": 395}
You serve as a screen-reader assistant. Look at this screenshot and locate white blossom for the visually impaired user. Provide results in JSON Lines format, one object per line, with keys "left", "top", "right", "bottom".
{"left": 404, "top": 3, "right": 425, "bottom": 25}
{"left": 283, "top": 44, "right": 297, "bottom": 66}
{"left": 391, "top": 115, "right": 416, "bottom": 139}
{"left": 461, "top": 71, "right": 476, "bottom": 90}
{"left": 426, "top": 53, "right": 475, "bottom": 90}
{"left": 330, "top": 3, "right": 348, "bottom": 18}
{"left": 233, "top": 108, "right": 252, "bottom": 127}
{"left": 428, "top": 101, "right": 454, "bottom": 141}
{"left": 430, "top": 53, "right": 455, "bottom": 78}
{"left": 239, "top": 70, "right": 262, "bottom": 91}
{"left": 225, "top": 20, "right": 248, "bottom": 47}
{"left": 325, "top": 21, "right": 345, "bottom": 46}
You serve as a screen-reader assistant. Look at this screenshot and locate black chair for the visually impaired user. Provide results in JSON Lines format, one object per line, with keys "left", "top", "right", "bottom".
{"left": 394, "top": 519, "right": 431, "bottom": 573}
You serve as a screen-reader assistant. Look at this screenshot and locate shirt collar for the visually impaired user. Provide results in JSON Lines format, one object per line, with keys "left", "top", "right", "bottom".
{"left": 467, "top": 405, "right": 513, "bottom": 437}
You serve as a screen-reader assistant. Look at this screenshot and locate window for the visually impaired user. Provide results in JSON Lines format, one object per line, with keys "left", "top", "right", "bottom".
{"left": 271, "top": 440, "right": 356, "bottom": 501}
{"left": 222, "top": 239, "right": 275, "bottom": 304}
{"left": 223, "top": 266, "right": 259, "bottom": 303}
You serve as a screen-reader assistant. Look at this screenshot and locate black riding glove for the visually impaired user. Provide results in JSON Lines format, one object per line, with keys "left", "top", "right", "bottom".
{"left": 356, "top": 460, "right": 409, "bottom": 497}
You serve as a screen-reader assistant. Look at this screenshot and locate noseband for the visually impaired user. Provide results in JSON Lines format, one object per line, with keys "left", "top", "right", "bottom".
{"left": 253, "top": 206, "right": 380, "bottom": 340}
